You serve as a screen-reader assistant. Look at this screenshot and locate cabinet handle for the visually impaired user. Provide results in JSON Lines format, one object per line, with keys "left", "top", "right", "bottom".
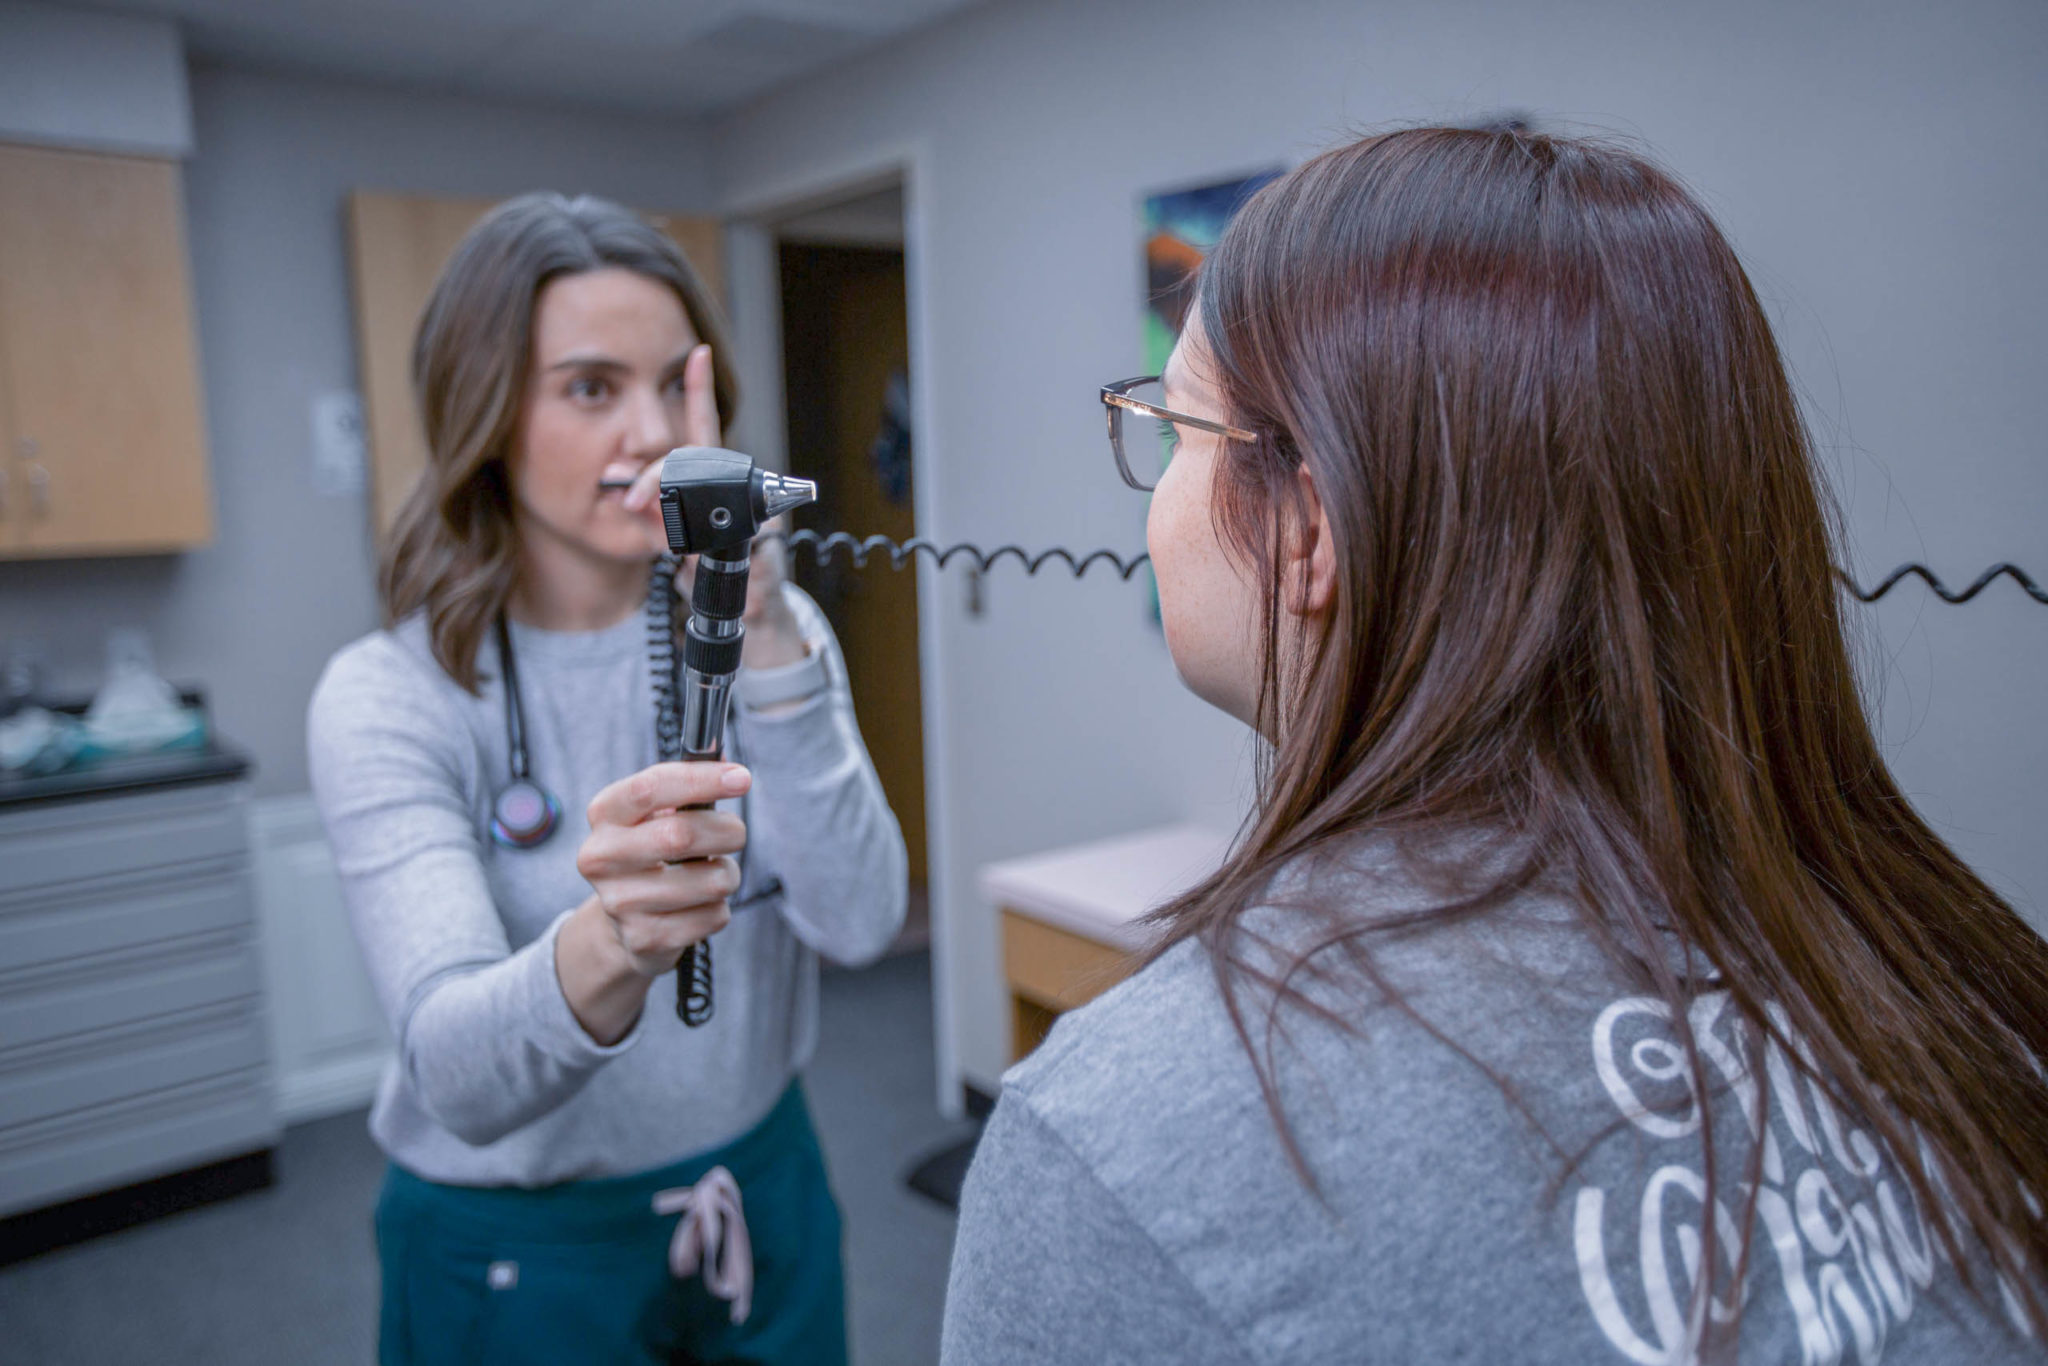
{"left": 25, "top": 461, "right": 49, "bottom": 519}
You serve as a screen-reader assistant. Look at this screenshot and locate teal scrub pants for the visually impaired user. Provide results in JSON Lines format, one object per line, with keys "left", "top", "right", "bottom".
{"left": 374, "top": 1082, "right": 847, "bottom": 1366}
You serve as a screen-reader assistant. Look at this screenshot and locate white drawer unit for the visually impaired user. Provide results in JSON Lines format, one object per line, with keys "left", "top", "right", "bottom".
{"left": 0, "top": 778, "right": 279, "bottom": 1222}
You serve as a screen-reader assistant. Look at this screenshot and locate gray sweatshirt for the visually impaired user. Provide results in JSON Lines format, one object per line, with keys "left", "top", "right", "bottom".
{"left": 943, "top": 837, "right": 2042, "bottom": 1365}
{"left": 306, "top": 585, "right": 905, "bottom": 1187}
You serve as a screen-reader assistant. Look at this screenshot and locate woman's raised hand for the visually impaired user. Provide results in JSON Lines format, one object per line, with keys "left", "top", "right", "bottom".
{"left": 629, "top": 341, "right": 808, "bottom": 669}
{"left": 621, "top": 342, "right": 720, "bottom": 526}
{"left": 680, "top": 338, "right": 721, "bottom": 448}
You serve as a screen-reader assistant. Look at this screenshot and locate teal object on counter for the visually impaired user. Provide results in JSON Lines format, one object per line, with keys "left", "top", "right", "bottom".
{"left": 76, "top": 704, "right": 208, "bottom": 765}
{"left": 0, "top": 706, "right": 86, "bottom": 774}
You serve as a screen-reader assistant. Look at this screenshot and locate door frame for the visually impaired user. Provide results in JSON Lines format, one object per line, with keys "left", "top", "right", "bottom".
{"left": 721, "top": 141, "right": 964, "bottom": 1118}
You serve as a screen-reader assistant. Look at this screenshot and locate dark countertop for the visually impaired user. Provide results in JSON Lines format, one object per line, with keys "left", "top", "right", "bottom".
{"left": 0, "top": 685, "right": 254, "bottom": 811}
{"left": 0, "top": 741, "right": 253, "bottom": 811}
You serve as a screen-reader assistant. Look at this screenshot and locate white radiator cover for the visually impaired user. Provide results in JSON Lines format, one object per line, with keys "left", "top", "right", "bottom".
{"left": 247, "top": 794, "right": 391, "bottom": 1124}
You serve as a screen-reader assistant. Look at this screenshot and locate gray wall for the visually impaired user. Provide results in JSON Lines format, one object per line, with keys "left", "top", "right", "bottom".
{"left": 0, "top": 1, "right": 190, "bottom": 156}
{"left": 708, "top": 0, "right": 2048, "bottom": 1092}
{"left": 0, "top": 67, "right": 712, "bottom": 796}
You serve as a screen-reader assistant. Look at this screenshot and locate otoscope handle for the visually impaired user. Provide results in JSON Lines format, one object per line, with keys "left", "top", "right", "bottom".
{"left": 675, "top": 754, "right": 720, "bottom": 1027}
{"left": 673, "top": 551, "right": 751, "bottom": 1025}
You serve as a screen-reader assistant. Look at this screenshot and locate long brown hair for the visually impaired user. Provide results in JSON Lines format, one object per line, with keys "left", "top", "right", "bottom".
{"left": 1150, "top": 124, "right": 2048, "bottom": 1337}
{"left": 378, "top": 192, "right": 738, "bottom": 690}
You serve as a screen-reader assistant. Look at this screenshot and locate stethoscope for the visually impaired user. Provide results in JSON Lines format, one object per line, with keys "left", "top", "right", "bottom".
{"left": 489, "top": 613, "right": 563, "bottom": 849}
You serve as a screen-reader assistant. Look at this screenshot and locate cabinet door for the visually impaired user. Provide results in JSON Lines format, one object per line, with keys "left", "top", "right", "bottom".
{"left": 344, "top": 192, "right": 503, "bottom": 537}
{"left": 0, "top": 335, "right": 16, "bottom": 550}
{"left": 0, "top": 143, "right": 212, "bottom": 556}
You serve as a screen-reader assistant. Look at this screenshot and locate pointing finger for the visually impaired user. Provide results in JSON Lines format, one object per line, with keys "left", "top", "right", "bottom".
{"left": 684, "top": 343, "right": 720, "bottom": 448}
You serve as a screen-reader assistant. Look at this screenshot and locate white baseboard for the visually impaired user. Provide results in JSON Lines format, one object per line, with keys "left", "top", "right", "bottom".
{"left": 274, "top": 1048, "right": 391, "bottom": 1126}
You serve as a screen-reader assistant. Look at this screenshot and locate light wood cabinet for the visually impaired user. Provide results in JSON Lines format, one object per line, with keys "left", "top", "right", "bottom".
{"left": 346, "top": 191, "right": 725, "bottom": 537}
{"left": 984, "top": 825, "right": 1231, "bottom": 1064}
{"left": 0, "top": 142, "right": 213, "bottom": 557}
{"left": 1000, "top": 908, "right": 1134, "bottom": 1060}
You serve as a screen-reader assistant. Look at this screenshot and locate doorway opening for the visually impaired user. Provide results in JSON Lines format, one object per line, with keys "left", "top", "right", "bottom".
{"left": 772, "top": 183, "right": 929, "bottom": 950}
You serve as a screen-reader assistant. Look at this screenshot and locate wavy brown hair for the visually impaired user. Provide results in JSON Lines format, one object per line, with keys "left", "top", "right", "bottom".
{"left": 1149, "top": 124, "right": 2048, "bottom": 1341}
{"left": 378, "top": 192, "right": 738, "bottom": 690}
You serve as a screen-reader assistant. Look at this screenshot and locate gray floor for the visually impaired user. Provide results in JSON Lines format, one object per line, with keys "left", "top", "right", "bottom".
{"left": 0, "top": 948, "right": 974, "bottom": 1365}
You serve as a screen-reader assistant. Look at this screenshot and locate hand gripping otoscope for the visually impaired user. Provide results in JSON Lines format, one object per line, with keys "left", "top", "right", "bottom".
{"left": 652, "top": 447, "right": 817, "bottom": 1026}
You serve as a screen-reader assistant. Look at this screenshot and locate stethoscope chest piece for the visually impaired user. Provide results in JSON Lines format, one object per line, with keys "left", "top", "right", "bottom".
{"left": 491, "top": 778, "right": 561, "bottom": 849}
{"left": 491, "top": 613, "right": 563, "bottom": 851}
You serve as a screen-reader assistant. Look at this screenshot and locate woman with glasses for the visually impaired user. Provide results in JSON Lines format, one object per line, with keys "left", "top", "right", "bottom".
{"left": 942, "top": 126, "right": 2048, "bottom": 1363}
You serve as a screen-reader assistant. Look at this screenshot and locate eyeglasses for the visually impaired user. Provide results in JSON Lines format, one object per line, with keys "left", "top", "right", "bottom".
{"left": 1100, "top": 376, "right": 1256, "bottom": 492}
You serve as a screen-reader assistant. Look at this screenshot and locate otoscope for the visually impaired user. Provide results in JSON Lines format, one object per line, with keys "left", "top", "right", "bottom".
{"left": 645, "top": 447, "right": 817, "bottom": 1025}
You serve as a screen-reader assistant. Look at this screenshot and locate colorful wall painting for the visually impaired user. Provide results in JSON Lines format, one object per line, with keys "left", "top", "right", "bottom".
{"left": 1138, "top": 168, "right": 1283, "bottom": 623}
{"left": 1143, "top": 168, "right": 1284, "bottom": 377}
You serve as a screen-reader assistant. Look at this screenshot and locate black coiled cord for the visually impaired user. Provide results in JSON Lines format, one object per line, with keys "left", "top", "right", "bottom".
{"left": 648, "top": 554, "right": 683, "bottom": 759}
{"left": 647, "top": 556, "right": 713, "bottom": 1027}
{"left": 767, "top": 529, "right": 1151, "bottom": 581}
{"left": 768, "top": 530, "right": 2044, "bottom": 607}
{"left": 1836, "top": 562, "right": 2047, "bottom": 605}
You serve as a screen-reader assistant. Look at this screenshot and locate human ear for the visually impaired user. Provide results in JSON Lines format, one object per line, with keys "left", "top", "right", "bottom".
{"left": 1282, "top": 463, "right": 1337, "bottom": 619}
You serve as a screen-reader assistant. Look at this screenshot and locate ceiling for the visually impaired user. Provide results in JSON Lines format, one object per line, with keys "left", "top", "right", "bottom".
{"left": 59, "top": 0, "right": 987, "bottom": 116}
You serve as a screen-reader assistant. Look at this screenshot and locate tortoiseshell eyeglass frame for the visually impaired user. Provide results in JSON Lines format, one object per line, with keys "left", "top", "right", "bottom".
{"left": 1100, "top": 375, "right": 1258, "bottom": 492}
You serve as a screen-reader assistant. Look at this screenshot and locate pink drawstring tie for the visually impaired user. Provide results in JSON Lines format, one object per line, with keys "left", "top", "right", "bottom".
{"left": 652, "top": 1165, "right": 753, "bottom": 1324}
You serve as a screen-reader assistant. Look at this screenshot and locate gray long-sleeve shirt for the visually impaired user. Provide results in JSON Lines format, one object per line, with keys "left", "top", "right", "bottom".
{"left": 306, "top": 584, "right": 905, "bottom": 1186}
{"left": 944, "top": 836, "right": 2042, "bottom": 1364}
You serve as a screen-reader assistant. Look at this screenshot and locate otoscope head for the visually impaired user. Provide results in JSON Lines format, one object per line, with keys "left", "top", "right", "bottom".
{"left": 756, "top": 470, "right": 817, "bottom": 525}
{"left": 656, "top": 447, "right": 818, "bottom": 556}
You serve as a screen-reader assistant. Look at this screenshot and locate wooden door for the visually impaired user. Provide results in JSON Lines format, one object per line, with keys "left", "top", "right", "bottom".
{"left": 345, "top": 192, "right": 726, "bottom": 537}
{"left": 779, "top": 245, "right": 928, "bottom": 887}
{"left": 0, "top": 143, "right": 211, "bottom": 555}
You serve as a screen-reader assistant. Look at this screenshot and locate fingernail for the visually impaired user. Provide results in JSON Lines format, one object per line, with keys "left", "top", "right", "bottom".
{"left": 720, "top": 766, "right": 751, "bottom": 793}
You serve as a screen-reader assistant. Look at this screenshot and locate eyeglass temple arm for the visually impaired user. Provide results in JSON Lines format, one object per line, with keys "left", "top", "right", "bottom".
{"left": 1099, "top": 379, "right": 1255, "bottom": 442}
